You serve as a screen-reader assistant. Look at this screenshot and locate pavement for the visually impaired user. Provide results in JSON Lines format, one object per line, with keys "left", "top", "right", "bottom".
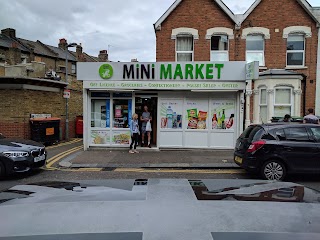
{"left": 56, "top": 147, "right": 238, "bottom": 169}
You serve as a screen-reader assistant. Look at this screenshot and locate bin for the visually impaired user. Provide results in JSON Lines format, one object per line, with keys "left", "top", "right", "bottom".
{"left": 30, "top": 118, "right": 60, "bottom": 145}
{"left": 75, "top": 116, "right": 83, "bottom": 137}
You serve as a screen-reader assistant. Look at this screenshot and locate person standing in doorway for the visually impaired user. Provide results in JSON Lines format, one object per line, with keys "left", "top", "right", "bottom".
{"left": 303, "top": 108, "right": 319, "bottom": 124}
{"left": 129, "top": 113, "right": 140, "bottom": 154}
{"left": 140, "top": 105, "right": 152, "bottom": 148}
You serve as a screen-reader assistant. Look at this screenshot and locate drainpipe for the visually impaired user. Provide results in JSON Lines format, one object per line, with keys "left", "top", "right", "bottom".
{"left": 315, "top": 26, "right": 320, "bottom": 115}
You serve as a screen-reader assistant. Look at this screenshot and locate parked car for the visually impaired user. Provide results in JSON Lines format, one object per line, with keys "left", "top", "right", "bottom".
{"left": 234, "top": 123, "right": 320, "bottom": 180}
{"left": 0, "top": 133, "right": 46, "bottom": 178}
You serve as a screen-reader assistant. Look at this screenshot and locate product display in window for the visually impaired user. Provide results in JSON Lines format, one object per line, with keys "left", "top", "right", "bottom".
{"left": 212, "top": 100, "right": 235, "bottom": 130}
{"left": 160, "top": 100, "right": 183, "bottom": 129}
{"left": 185, "top": 100, "right": 208, "bottom": 130}
{"left": 113, "top": 100, "right": 129, "bottom": 128}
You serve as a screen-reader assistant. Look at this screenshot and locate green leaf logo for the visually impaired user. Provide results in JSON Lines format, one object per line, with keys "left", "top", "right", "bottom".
{"left": 99, "top": 64, "right": 113, "bottom": 79}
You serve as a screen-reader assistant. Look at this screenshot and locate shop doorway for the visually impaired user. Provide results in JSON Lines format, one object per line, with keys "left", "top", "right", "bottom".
{"left": 135, "top": 95, "right": 158, "bottom": 147}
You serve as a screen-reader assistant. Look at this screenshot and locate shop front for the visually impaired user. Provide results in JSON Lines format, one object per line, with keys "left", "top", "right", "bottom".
{"left": 78, "top": 61, "right": 256, "bottom": 150}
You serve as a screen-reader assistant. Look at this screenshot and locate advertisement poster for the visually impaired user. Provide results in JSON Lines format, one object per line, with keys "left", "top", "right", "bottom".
{"left": 160, "top": 99, "right": 183, "bottom": 129}
{"left": 128, "top": 100, "right": 132, "bottom": 127}
{"left": 185, "top": 100, "right": 208, "bottom": 129}
{"left": 106, "top": 99, "right": 110, "bottom": 128}
{"left": 211, "top": 100, "right": 235, "bottom": 130}
{"left": 91, "top": 130, "right": 110, "bottom": 144}
{"left": 112, "top": 131, "right": 131, "bottom": 145}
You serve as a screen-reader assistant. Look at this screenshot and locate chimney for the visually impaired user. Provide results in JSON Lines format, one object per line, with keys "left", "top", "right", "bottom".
{"left": 98, "top": 50, "right": 108, "bottom": 62}
{"left": 6, "top": 42, "right": 21, "bottom": 65}
{"left": 76, "top": 43, "right": 83, "bottom": 61}
{"left": 58, "top": 38, "right": 67, "bottom": 50}
{"left": 131, "top": 58, "right": 138, "bottom": 62}
{"left": 1, "top": 28, "right": 16, "bottom": 38}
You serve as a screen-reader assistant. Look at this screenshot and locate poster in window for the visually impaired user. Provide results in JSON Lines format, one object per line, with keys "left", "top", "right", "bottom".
{"left": 159, "top": 99, "right": 183, "bottom": 129}
{"left": 185, "top": 100, "right": 208, "bottom": 130}
{"left": 211, "top": 100, "right": 235, "bottom": 130}
{"left": 106, "top": 99, "right": 110, "bottom": 128}
{"left": 91, "top": 130, "right": 110, "bottom": 145}
{"left": 112, "top": 131, "right": 131, "bottom": 145}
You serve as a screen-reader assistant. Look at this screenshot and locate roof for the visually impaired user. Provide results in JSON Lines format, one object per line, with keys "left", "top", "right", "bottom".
{"left": 0, "top": 76, "right": 68, "bottom": 89}
{"left": 154, "top": 0, "right": 320, "bottom": 30}
{"left": 0, "top": 35, "right": 98, "bottom": 62}
{"left": 154, "top": 0, "right": 237, "bottom": 29}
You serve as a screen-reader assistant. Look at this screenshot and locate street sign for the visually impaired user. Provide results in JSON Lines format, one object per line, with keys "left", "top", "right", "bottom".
{"left": 246, "top": 61, "right": 259, "bottom": 80}
{"left": 63, "top": 89, "right": 71, "bottom": 99}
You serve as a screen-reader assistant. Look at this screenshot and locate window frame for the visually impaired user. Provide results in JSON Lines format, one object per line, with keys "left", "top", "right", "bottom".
{"left": 273, "top": 87, "right": 293, "bottom": 117}
{"left": 246, "top": 34, "right": 265, "bottom": 66}
{"left": 259, "top": 88, "right": 268, "bottom": 123}
{"left": 283, "top": 127, "right": 312, "bottom": 142}
{"left": 210, "top": 34, "right": 229, "bottom": 61}
{"left": 71, "top": 63, "right": 76, "bottom": 74}
{"left": 175, "top": 34, "right": 194, "bottom": 62}
{"left": 286, "top": 34, "right": 305, "bottom": 67}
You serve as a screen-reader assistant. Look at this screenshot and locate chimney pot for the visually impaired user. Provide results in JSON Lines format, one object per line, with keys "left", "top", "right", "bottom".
{"left": 98, "top": 50, "right": 108, "bottom": 62}
{"left": 58, "top": 38, "right": 68, "bottom": 50}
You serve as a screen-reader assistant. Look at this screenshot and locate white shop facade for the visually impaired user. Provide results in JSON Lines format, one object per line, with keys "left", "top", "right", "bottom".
{"left": 78, "top": 61, "right": 258, "bottom": 150}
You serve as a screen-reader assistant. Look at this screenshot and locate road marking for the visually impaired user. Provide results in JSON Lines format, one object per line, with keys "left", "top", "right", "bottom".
{"left": 46, "top": 139, "right": 82, "bottom": 149}
{"left": 46, "top": 145, "right": 83, "bottom": 168}
{"left": 47, "top": 145, "right": 83, "bottom": 163}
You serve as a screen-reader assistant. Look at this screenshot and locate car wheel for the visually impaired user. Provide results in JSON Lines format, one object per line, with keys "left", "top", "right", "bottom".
{"left": 261, "top": 160, "right": 286, "bottom": 181}
{"left": 0, "top": 161, "right": 6, "bottom": 179}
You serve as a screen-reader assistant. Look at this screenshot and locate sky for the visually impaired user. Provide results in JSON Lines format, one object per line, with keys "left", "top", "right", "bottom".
{"left": 0, "top": 0, "right": 319, "bottom": 62}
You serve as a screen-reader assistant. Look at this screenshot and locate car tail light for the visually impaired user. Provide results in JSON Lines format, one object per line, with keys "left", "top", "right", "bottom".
{"left": 247, "top": 140, "right": 266, "bottom": 153}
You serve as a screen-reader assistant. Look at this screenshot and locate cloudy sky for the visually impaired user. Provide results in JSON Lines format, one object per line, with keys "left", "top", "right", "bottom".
{"left": 0, "top": 0, "right": 319, "bottom": 62}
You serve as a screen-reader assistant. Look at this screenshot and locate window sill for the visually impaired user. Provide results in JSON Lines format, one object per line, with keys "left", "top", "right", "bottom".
{"left": 259, "top": 67, "right": 268, "bottom": 70}
{"left": 285, "top": 66, "right": 308, "bottom": 70}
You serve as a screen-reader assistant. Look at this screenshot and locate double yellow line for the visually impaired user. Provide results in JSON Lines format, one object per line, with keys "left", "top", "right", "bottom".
{"left": 46, "top": 139, "right": 82, "bottom": 150}
{"left": 46, "top": 145, "right": 83, "bottom": 168}
{"left": 114, "top": 168, "right": 246, "bottom": 174}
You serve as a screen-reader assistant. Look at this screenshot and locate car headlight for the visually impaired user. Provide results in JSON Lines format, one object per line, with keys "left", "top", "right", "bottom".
{"left": 3, "top": 151, "right": 30, "bottom": 158}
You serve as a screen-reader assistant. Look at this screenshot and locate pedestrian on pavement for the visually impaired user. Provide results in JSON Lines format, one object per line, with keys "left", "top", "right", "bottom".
{"left": 303, "top": 108, "right": 320, "bottom": 124}
{"left": 129, "top": 113, "right": 140, "bottom": 154}
{"left": 140, "top": 105, "right": 152, "bottom": 148}
{"left": 283, "top": 114, "right": 292, "bottom": 122}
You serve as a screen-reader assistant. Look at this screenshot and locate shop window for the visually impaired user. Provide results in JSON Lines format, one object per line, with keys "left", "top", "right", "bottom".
{"left": 259, "top": 88, "right": 268, "bottom": 123}
{"left": 176, "top": 35, "right": 193, "bottom": 62}
{"left": 287, "top": 35, "right": 305, "bottom": 67}
{"left": 113, "top": 99, "right": 130, "bottom": 128}
{"left": 246, "top": 35, "right": 265, "bottom": 66}
{"left": 210, "top": 35, "right": 229, "bottom": 61}
{"left": 91, "top": 99, "right": 109, "bottom": 128}
{"left": 274, "top": 88, "right": 292, "bottom": 117}
{"left": 71, "top": 63, "right": 76, "bottom": 74}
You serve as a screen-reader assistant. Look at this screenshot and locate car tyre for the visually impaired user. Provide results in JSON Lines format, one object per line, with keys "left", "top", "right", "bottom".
{"left": 261, "top": 159, "right": 286, "bottom": 181}
{"left": 0, "top": 161, "right": 6, "bottom": 179}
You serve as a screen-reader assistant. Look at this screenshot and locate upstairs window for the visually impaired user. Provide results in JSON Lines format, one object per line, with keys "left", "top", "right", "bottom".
{"left": 72, "top": 63, "right": 76, "bottom": 74}
{"left": 176, "top": 35, "right": 193, "bottom": 62}
{"left": 287, "top": 35, "right": 305, "bottom": 67}
{"left": 210, "top": 35, "right": 229, "bottom": 61}
{"left": 246, "top": 35, "right": 265, "bottom": 66}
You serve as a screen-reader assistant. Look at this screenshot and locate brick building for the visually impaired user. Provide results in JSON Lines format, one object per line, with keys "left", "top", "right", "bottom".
{"left": 0, "top": 28, "right": 109, "bottom": 140}
{"left": 154, "top": 0, "right": 320, "bottom": 125}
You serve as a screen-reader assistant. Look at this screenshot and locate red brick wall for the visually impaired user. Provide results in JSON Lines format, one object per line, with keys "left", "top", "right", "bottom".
{"left": 156, "top": 0, "right": 235, "bottom": 62}
{"left": 156, "top": 0, "right": 318, "bottom": 116}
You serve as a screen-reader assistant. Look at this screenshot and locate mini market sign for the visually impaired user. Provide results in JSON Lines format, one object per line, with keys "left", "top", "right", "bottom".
{"left": 78, "top": 61, "right": 255, "bottom": 90}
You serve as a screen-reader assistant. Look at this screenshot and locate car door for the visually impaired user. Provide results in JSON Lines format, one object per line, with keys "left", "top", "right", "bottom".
{"left": 276, "top": 127, "right": 317, "bottom": 172}
{"left": 307, "top": 126, "right": 320, "bottom": 172}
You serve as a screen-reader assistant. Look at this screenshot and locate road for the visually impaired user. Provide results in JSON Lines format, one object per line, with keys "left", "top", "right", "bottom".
{"left": 0, "top": 139, "right": 320, "bottom": 191}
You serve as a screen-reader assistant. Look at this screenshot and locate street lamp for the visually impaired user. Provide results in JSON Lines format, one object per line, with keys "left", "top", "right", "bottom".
{"left": 65, "top": 42, "right": 77, "bottom": 141}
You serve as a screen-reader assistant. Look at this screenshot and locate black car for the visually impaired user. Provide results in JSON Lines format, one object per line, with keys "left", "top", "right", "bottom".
{"left": 234, "top": 123, "right": 320, "bottom": 180}
{"left": 0, "top": 134, "right": 46, "bottom": 178}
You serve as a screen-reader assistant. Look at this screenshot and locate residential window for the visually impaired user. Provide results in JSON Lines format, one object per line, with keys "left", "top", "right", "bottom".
{"left": 259, "top": 88, "right": 268, "bottom": 123}
{"left": 71, "top": 63, "right": 76, "bottom": 74}
{"left": 246, "top": 35, "right": 264, "bottom": 66}
{"left": 210, "top": 35, "right": 228, "bottom": 61}
{"left": 287, "top": 35, "right": 305, "bottom": 66}
{"left": 176, "top": 35, "right": 193, "bottom": 62}
{"left": 59, "top": 66, "right": 66, "bottom": 73}
{"left": 274, "top": 88, "right": 292, "bottom": 117}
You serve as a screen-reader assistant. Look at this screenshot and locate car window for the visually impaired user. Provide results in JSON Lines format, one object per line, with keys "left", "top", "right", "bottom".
{"left": 310, "top": 127, "right": 320, "bottom": 142}
{"left": 275, "top": 129, "right": 286, "bottom": 141}
{"left": 251, "top": 128, "right": 267, "bottom": 142}
{"left": 283, "top": 127, "right": 310, "bottom": 142}
{"left": 239, "top": 126, "right": 255, "bottom": 138}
